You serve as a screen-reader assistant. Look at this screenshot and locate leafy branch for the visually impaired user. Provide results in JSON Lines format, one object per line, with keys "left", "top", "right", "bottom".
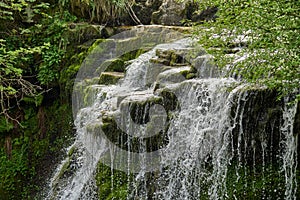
{"left": 0, "top": 0, "right": 66, "bottom": 127}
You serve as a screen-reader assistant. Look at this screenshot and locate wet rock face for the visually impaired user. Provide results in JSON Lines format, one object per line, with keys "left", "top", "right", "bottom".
{"left": 101, "top": 94, "right": 172, "bottom": 153}
{"left": 99, "top": 72, "right": 124, "bottom": 85}
{"left": 230, "top": 89, "right": 284, "bottom": 165}
{"left": 227, "top": 90, "right": 300, "bottom": 172}
{"left": 295, "top": 101, "right": 300, "bottom": 163}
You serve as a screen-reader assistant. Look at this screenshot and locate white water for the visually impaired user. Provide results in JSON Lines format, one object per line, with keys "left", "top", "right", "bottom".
{"left": 152, "top": 79, "right": 237, "bottom": 200}
{"left": 46, "top": 37, "right": 298, "bottom": 200}
{"left": 281, "top": 98, "right": 298, "bottom": 200}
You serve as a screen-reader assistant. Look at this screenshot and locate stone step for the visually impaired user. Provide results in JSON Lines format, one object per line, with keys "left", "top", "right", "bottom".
{"left": 99, "top": 72, "right": 124, "bottom": 85}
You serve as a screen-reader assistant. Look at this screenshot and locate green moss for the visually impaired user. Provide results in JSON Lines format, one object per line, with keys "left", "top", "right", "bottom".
{"left": 120, "top": 48, "right": 148, "bottom": 61}
{"left": 94, "top": 47, "right": 150, "bottom": 76}
{"left": 179, "top": 69, "right": 189, "bottom": 77}
{"left": 159, "top": 89, "right": 180, "bottom": 112}
{"left": 186, "top": 73, "right": 197, "bottom": 79}
{"left": 99, "top": 72, "right": 124, "bottom": 85}
{"left": 101, "top": 122, "right": 111, "bottom": 131}
{"left": 53, "top": 158, "right": 71, "bottom": 185}
{"left": 97, "top": 58, "right": 125, "bottom": 73}
{"left": 64, "top": 23, "right": 104, "bottom": 45}
{"left": 68, "top": 146, "right": 75, "bottom": 157}
{"left": 149, "top": 57, "right": 170, "bottom": 66}
{"left": 225, "top": 164, "right": 286, "bottom": 199}
{"left": 106, "top": 184, "right": 127, "bottom": 200}
{"left": 59, "top": 48, "right": 88, "bottom": 100}
{"left": 96, "top": 163, "right": 129, "bottom": 200}
{"left": 170, "top": 53, "right": 185, "bottom": 66}
{"left": 87, "top": 39, "right": 107, "bottom": 54}
{"left": 98, "top": 182, "right": 112, "bottom": 199}
{"left": 83, "top": 85, "right": 104, "bottom": 106}
{"left": 156, "top": 49, "right": 173, "bottom": 60}
{"left": 189, "top": 66, "right": 197, "bottom": 73}
{"left": 66, "top": 63, "right": 81, "bottom": 78}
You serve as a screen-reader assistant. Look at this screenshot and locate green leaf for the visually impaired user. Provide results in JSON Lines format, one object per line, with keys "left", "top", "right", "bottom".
{"left": 0, "top": 117, "right": 14, "bottom": 132}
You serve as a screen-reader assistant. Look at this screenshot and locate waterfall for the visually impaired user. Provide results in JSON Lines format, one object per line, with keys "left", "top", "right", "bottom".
{"left": 45, "top": 27, "right": 298, "bottom": 200}
{"left": 150, "top": 79, "right": 237, "bottom": 200}
{"left": 281, "top": 98, "right": 298, "bottom": 200}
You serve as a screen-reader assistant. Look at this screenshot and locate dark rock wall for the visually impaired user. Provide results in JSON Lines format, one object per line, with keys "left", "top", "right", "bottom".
{"left": 230, "top": 89, "right": 284, "bottom": 165}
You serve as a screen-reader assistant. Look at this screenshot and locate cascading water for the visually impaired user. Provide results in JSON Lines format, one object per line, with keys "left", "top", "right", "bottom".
{"left": 281, "top": 98, "right": 298, "bottom": 200}
{"left": 45, "top": 27, "right": 298, "bottom": 200}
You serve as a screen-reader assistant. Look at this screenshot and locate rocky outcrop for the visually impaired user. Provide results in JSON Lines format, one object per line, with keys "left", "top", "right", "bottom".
{"left": 151, "top": 0, "right": 198, "bottom": 25}
{"left": 133, "top": 0, "right": 217, "bottom": 26}
{"left": 145, "top": 0, "right": 217, "bottom": 26}
{"left": 133, "top": 0, "right": 164, "bottom": 24}
{"left": 67, "top": 0, "right": 213, "bottom": 26}
{"left": 99, "top": 72, "right": 124, "bottom": 85}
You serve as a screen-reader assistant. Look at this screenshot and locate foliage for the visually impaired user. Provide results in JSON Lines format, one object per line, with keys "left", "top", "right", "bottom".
{"left": 0, "top": 0, "right": 76, "bottom": 125}
{"left": 225, "top": 164, "right": 287, "bottom": 199}
{"left": 0, "top": 137, "right": 36, "bottom": 199}
{"left": 96, "top": 163, "right": 129, "bottom": 200}
{"left": 0, "top": 100, "right": 74, "bottom": 199}
{"left": 58, "top": 0, "right": 140, "bottom": 24}
{"left": 195, "top": 0, "right": 300, "bottom": 100}
{"left": 0, "top": 1, "right": 77, "bottom": 199}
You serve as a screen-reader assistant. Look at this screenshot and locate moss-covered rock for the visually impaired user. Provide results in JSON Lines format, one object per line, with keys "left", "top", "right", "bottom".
{"left": 101, "top": 111, "right": 169, "bottom": 154}
{"left": 99, "top": 72, "right": 124, "bottom": 85}
{"left": 96, "top": 58, "right": 125, "bottom": 74}
{"left": 152, "top": 48, "right": 198, "bottom": 67}
{"left": 87, "top": 39, "right": 112, "bottom": 54}
{"left": 116, "top": 37, "right": 142, "bottom": 56}
{"left": 156, "top": 66, "right": 190, "bottom": 85}
{"left": 185, "top": 72, "right": 197, "bottom": 79}
{"left": 192, "top": 54, "right": 220, "bottom": 78}
{"left": 132, "top": 0, "right": 163, "bottom": 24}
{"left": 151, "top": 0, "right": 200, "bottom": 26}
{"left": 64, "top": 23, "right": 105, "bottom": 44}
{"left": 83, "top": 85, "right": 105, "bottom": 107}
{"left": 157, "top": 88, "right": 180, "bottom": 112}
{"left": 96, "top": 163, "right": 129, "bottom": 200}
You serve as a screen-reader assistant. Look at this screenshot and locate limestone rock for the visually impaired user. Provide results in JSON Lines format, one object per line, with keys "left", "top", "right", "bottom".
{"left": 151, "top": 0, "right": 199, "bottom": 26}
{"left": 99, "top": 72, "right": 124, "bottom": 85}
{"left": 192, "top": 54, "right": 220, "bottom": 78}
{"left": 133, "top": 0, "right": 164, "bottom": 24}
{"left": 65, "top": 23, "right": 105, "bottom": 44}
{"left": 156, "top": 66, "right": 190, "bottom": 86}
{"left": 96, "top": 58, "right": 125, "bottom": 74}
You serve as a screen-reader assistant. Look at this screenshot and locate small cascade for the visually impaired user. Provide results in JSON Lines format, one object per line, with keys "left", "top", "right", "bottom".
{"left": 45, "top": 26, "right": 299, "bottom": 200}
{"left": 281, "top": 98, "right": 298, "bottom": 200}
{"left": 151, "top": 78, "right": 237, "bottom": 200}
